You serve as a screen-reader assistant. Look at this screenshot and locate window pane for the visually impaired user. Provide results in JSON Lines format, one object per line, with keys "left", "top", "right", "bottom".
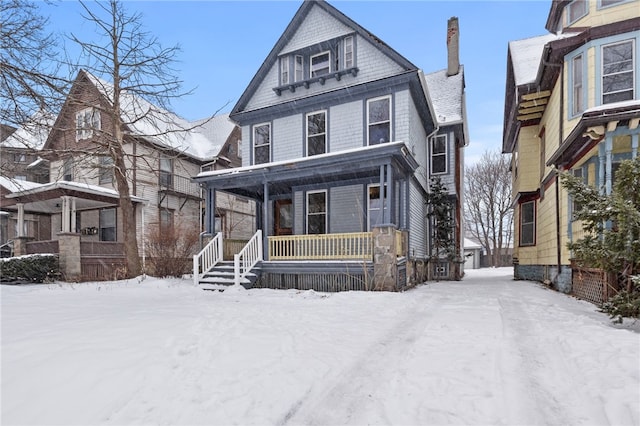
{"left": 345, "top": 36, "right": 353, "bottom": 68}
{"left": 432, "top": 156, "right": 446, "bottom": 174}
{"left": 281, "top": 56, "right": 289, "bottom": 85}
{"left": 308, "top": 135, "right": 325, "bottom": 156}
{"left": 433, "top": 136, "right": 446, "bottom": 154}
{"left": 568, "top": 0, "right": 587, "bottom": 23}
{"left": 311, "top": 52, "right": 330, "bottom": 78}
{"left": 522, "top": 202, "right": 534, "bottom": 223}
{"left": 307, "top": 112, "right": 325, "bottom": 135}
{"left": 572, "top": 55, "right": 583, "bottom": 114}
{"left": 295, "top": 55, "right": 303, "bottom": 82}
{"left": 307, "top": 214, "right": 326, "bottom": 234}
{"left": 521, "top": 223, "right": 534, "bottom": 245}
{"left": 368, "top": 98, "right": 389, "bottom": 123}
{"left": 308, "top": 192, "right": 326, "bottom": 213}
{"left": 255, "top": 125, "right": 270, "bottom": 146}
{"left": 369, "top": 123, "right": 390, "bottom": 145}
{"left": 602, "top": 41, "right": 634, "bottom": 104}
{"left": 307, "top": 112, "right": 326, "bottom": 156}
{"left": 255, "top": 145, "right": 270, "bottom": 165}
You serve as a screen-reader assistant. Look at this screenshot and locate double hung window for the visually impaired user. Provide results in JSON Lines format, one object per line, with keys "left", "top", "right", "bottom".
{"left": 306, "top": 111, "right": 326, "bottom": 156}
{"left": 344, "top": 36, "right": 354, "bottom": 68}
{"left": 602, "top": 40, "right": 634, "bottom": 104}
{"left": 280, "top": 56, "right": 290, "bottom": 85}
{"left": 253, "top": 123, "right": 271, "bottom": 165}
{"left": 99, "top": 156, "right": 113, "bottom": 184}
{"left": 76, "top": 107, "right": 101, "bottom": 140}
{"left": 566, "top": 0, "right": 588, "bottom": 25}
{"left": 63, "top": 158, "right": 73, "bottom": 181}
{"left": 431, "top": 135, "right": 448, "bottom": 174}
{"left": 572, "top": 54, "right": 584, "bottom": 115}
{"left": 310, "top": 52, "right": 330, "bottom": 78}
{"left": 367, "top": 96, "right": 391, "bottom": 145}
{"left": 520, "top": 201, "right": 536, "bottom": 246}
{"left": 159, "top": 155, "right": 173, "bottom": 188}
{"left": 307, "top": 190, "right": 326, "bottom": 234}
{"left": 99, "top": 208, "right": 116, "bottom": 242}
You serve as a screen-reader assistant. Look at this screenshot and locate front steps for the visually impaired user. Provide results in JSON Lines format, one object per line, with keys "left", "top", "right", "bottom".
{"left": 198, "top": 261, "right": 260, "bottom": 291}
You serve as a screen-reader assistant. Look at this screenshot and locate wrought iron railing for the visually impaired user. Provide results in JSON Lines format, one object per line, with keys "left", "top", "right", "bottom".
{"left": 159, "top": 173, "right": 201, "bottom": 198}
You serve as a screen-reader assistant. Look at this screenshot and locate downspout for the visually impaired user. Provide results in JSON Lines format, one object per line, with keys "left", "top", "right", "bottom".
{"left": 555, "top": 62, "right": 564, "bottom": 286}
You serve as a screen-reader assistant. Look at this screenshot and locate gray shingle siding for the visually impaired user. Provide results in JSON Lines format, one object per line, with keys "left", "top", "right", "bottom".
{"left": 408, "top": 179, "right": 427, "bottom": 258}
{"left": 273, "top": 115, "right": 303, "bottom": 162}
{"left": 329, "top": 101, "right": 363, "bottom": 151}
{"left": 330, "top": 185, "right": 364, "bottom": 233}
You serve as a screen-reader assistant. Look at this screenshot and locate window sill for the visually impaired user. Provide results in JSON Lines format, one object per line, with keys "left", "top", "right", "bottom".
{"left": 273, "top": 67, "right": 359, "bottom": 96}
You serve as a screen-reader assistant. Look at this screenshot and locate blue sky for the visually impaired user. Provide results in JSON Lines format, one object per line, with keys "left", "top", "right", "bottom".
{"left": 40, "top": 0, "right": 552, "bottom": 164}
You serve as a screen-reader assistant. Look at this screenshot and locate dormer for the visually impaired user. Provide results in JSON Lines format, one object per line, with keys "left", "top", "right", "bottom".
{"left": 273, "top": 33, "right": 359, "bottom": 95}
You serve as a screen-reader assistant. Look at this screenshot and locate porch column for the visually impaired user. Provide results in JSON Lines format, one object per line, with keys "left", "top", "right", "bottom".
{"left": 70, "top": 197, "right": 77, "bottom": 233}
{"left": 385, "top": 163, "right": 394, "bottom": 225}
{"left": 61, "top": 196, "right": 71, "bottom": 233}
{"left": 262, "top": 182, "right": 269, "bottom": 260}
{"left": 206, "top": 187, "right": 216, "bottom": 235}
{"left": 16, "top": 203, "right": 25, "bottom": 237}
{"left": 598, "top": 143, "right": 605, "bottom": 194}
{"left": 605, "top": 134, "right": 613, "bottom": 195}
{"left": 632, "top": 133, "right": 638, "bottom": 159}
{"left": 373, "top": 224, "right": 399, "bottom": 291}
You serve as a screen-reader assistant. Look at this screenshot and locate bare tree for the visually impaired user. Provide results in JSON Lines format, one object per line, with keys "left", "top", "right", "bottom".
{"left": 67, "top": 0, "right": 194, "bottom": 277}
{"left": 1, "top": 0, "right": 66, "bottom": 130}
{"left": 465, "top": 150, "right": 513, "bottom": 267}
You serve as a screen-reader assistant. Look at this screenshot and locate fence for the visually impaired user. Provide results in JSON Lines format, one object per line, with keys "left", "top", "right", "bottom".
{"left": 571, "top": 265, "right": 619, "bottom": 305}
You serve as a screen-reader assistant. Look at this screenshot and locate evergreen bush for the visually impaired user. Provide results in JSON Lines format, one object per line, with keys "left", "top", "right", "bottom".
{"left": 0, "top": 254, "right": 59, "bottom": 283}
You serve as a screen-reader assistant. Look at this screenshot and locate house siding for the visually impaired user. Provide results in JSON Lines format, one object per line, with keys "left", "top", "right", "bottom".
{"left": 245, "top": 7, "right": 405, "bottom": 113}
{"left": 330, "top": 185, "right": 364, "bottom": 233}
{"left": 408, "top": 179, "right": 426, "bottom": 258}
{"left": 273, "top": 115, "right": 303, "bottom": 162}
{"left": 329, "top": 100, "right": 363, "bottom": 151}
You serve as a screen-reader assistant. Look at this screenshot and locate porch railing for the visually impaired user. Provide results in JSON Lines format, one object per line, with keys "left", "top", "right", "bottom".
{"left": 193, "top": 232, "right": 223, "bottom": 285}
{"left": 234, "top": 230, "right": 263, "bottom": 286}
{"left": 268, "top": 232, "right": 373, "bottom": 261}
{"left": 26, "top": 240, "right": 59, "bottom": 254}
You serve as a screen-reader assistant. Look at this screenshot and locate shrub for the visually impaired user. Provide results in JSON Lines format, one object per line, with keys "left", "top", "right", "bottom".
{"left": 0, "top": 254, "right": 59, "bottom": 283}
{"left": 600, "top": 276, "right": 640, "bottom": 323}
{"left": 145, "top": 223, "right": 200, "bottom": 278}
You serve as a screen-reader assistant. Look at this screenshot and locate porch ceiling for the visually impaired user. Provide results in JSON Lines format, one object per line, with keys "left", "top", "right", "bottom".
{"left": 194, "top": 141, "right": 419, "bottom": 198}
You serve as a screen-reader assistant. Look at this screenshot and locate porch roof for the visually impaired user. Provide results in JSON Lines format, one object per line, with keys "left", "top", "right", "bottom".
{"left": 1, "top": 180, "right": 147, "bottom": 214}
{"left": 193, "top": 141, "right": 419, "bottom": 198}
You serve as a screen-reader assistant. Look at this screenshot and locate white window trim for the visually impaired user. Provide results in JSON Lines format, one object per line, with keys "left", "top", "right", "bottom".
{"left": 280, "top": 56, "right": 289, "bottom": 85}
{"left": 310, "top": 51, "right": 331, "bottom": 79}
{"left": 344, "top": 36, "right": 354, "bottom": 69}
{"left": 571, "top": 53, "right": 585, "bottom": 116}
{"left": 367, "top": 184, "right": 387, "bottom": 231}
{"left": 306, "top": 110, "right": 327, "bottom": 157}
{"left": 598, "top": 0, "right": 632, "bottom": 9}
{"left": 75, "top": 107, "right": 101, "bottom": 141}
{"left": 601, "top": 39, "right": 635, "bottom": 104}
{"left": 366, "top": 95, "right": 392, "bottom": 146}
{"left": 430, "top": 134, "right": 448, "bottom": 175}
{"left": 253, "top": 122, "right": 271, "bottom": 165}
{"left": 294, "top": 55, "right": 303, "bottom": 82}
{"left": 306, "top": 190, "right": 327, "bottom": 235}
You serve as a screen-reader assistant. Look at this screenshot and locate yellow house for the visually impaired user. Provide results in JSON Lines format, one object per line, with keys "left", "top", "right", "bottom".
{"left": 503, "top": 0, "right": 639, "bottom": 294}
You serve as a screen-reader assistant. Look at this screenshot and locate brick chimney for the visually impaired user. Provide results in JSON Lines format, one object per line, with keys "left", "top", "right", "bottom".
{"left": 447, "top": 17, "right": 460, "bottom": 76}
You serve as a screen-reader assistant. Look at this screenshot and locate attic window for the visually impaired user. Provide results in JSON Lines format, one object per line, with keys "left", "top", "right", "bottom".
{"left": 76, "top": 107, "right": 101, "bottom": 141}
{"left": 566, "top": 0, "right": 587, "bottom": 25}
{"left": 311, "top": 52, "right": 330, "bottom": 78}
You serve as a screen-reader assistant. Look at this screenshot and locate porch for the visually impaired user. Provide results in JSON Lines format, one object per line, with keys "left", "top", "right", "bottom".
{"left": 2, "top": 180, "right": 146, "bottom": 281}
{"left": 195, "top": 227, "right": 409, "bottom": 292}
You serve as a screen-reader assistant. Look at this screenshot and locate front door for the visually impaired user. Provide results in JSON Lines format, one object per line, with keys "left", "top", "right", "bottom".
{"left": 275, "top": 199, "right": 293, "bottom": 236}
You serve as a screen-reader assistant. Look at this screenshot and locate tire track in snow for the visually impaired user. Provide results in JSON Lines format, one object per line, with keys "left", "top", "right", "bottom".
{"left": 279, "top": 291, "right": 450, "bottom": 426}
{"left": 496, "top": 288, "right": 608, "bottom": 425}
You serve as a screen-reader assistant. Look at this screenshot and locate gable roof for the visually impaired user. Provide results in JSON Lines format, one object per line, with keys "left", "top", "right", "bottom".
{"left": 44, "top": 70, "right": 234, "bottom": 162}
{"left": 508, "top": 34, "right": 560, "bottom": 86}
{"left": 1, "top": 110, "right": 55, "bottom": 151}
{"left": 424, "top": 66, "right": 466, "bottom": 126}
{"left": 231, "top": 0, "right": 418, "bottom": 116}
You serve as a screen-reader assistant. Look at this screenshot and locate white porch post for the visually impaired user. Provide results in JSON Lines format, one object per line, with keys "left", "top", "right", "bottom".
{"left": 61, "top": 196, "right": 71, "bottom": 233}
{"left": 16, "top": 203, "right": 25, "bottom": 237}
{"left": 605, "top": 135, "right": 613, "bottom": 195}
{"left": 632, "top": 133, "right": 638, "bottom": 159}
{"left": 262, "top": 182, "right": 269, "bottom": 260}
{"left": 598, "top": 144, "right": 606, "bottom": 194}
{"left": 70, "top": 197, "right": 77, "bottom": 233}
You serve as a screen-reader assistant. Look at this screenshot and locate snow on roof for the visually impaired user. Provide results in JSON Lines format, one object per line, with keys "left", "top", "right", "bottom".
{"left": 0, "top": 176, "right": 44, "bottom": 193}
{"left": 191, "top": 114, "right": 236, "bottom": 157}
{"left": 424, "top": 67, "right": 465, "bottom": 125}
{"left": 84, "top": 72, "right": 233, "bottom": 161}
{"left": 3, "top": 179, "right": 147, "bottom": 203}
{"left": 0, "top": 111, "right": 55, "bottom": 151}
{"left": 509, "top": 33, "right": 572, "bottom": 86}
{"left": 584, "top": 99, "right": 640, "bottom": 114}
{"left": 463, "top": 238, "right": 482, "bottom": 250}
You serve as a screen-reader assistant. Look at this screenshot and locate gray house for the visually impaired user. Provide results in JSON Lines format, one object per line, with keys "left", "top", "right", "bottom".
{"left": 193, "top": 0, "right": 467, "bottom": 291}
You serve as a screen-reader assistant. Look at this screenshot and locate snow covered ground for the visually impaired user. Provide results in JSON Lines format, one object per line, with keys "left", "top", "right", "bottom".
{"left": 2, "top": 267, "right": 639, "bottom": 425}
